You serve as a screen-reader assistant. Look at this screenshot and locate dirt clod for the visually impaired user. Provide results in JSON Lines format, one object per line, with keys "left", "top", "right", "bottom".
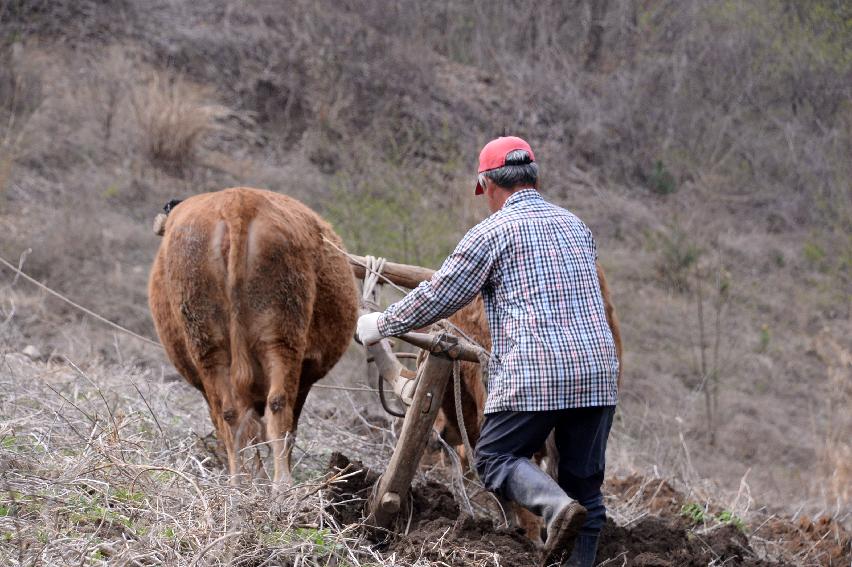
{"left": 598, "top": 516, "right": 789, "bottom": 567}
{"left": 326, "top": 452, "right": 381, "bottom": 526}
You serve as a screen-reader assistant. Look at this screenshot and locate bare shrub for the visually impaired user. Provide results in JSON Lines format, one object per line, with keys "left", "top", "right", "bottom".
{"left": 812, "top": 329, "right": 852, "bottom": 515}
{"left": 84, "top": 46, "right": 135, "bottom": 145}
{"left": 653, "top": 221, "right": 702, "bottom": 293}
{"left": 131, "top": 72, "right": 220, "bottom": 172}
{"left": 689, "top": 255, "right": 732, "bottom": 447}
{"left": 0, "top": 43, "right": 43, "bottom": 211}
{"left": 0, "top": 0, "right": 132, "bottom": 40}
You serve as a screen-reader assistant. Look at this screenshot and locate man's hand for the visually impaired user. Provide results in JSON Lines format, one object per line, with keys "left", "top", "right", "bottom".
{"left": 357, "top": 312, "right": 384, "bottom": 345}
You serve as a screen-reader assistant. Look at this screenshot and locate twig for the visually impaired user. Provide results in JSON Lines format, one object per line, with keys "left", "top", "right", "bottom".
{"left": 188, "top": 531, "right": 243, "bottom": 567}
{"left": 131, "top": 380, "right": 164, "bottom": 436}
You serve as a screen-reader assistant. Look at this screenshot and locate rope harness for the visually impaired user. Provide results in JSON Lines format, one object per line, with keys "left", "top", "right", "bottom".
{"left": 429, "top": 320, "right": 487, "bottom": 480}
{"left": 452, "top": 359, "right": 478, "bottom": 478}
{"left": 359, "top": 255, "right": 387, "bottom": 310}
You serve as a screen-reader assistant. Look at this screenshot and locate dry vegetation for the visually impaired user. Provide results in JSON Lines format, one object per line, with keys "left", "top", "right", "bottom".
{"left": 2, "top": 336, "right": 849, "bottom": 566}
{"left": 131, "top": 72, "right": 222, "bottom": 172}
{"left": 0, "top": 346, "right": 392, "bottom": 566}
{"left": 0, "top": 0, "right": 850, "bottom": 564}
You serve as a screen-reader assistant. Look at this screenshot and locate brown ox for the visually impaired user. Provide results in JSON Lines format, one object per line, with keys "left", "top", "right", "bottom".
{"left": 149, "top": 187, "right": 358, "bottom": 490}
{"left": 435, "top": 264, "right": 623, "bottom": 544}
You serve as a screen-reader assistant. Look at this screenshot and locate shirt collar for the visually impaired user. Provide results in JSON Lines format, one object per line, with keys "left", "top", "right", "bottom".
{"left": 502, "top": 188, "right": 541, "bottom": 209}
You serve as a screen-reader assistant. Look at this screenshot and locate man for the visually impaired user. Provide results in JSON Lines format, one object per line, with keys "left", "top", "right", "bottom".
{"left": 357, "top": 136, "right": 618, "bottom": 567}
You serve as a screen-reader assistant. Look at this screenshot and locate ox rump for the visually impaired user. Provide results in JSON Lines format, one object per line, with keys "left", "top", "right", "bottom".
{"left": 148, "top": 187, "right": 359, "bottom": 491}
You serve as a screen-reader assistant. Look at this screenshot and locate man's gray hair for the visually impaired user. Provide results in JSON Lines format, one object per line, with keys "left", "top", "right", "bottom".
{"left": 478, "top": 149, "right": 539, "bottom": 191}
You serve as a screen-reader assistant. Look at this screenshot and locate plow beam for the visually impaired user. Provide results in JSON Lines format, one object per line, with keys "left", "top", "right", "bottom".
{"left": 364, "top": 350, "right": 454, "bottom": 532}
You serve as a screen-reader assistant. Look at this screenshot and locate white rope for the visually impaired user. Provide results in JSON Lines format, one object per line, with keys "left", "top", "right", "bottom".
{"left": 452, "top": 359, "right": 479, "bottom": 480}
{"left": 0, "top": 253, "right": 164, "bottom": 349}
{"left": 322, "top": 236, "right": 410, "bottom": 297}
{"left": 360, "top": 254, "right": 387, "bottom": 309}
{"left": 312, "top": 384, "right": 380, "bottom": 393}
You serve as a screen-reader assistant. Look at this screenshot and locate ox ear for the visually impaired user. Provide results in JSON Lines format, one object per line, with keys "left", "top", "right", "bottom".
{"left": 153, "top": 213, "right": 168, "bottom": 236}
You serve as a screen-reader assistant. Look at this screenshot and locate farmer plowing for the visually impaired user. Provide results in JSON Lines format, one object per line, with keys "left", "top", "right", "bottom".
{"left": 357, "top": 136, "right": 620, "bottom": 567}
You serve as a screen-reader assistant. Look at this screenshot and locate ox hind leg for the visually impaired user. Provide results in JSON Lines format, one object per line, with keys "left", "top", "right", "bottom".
{"left": 197, "top": 357, "right": 243, "bottom": 485}
{"left": 259, "top": 344, "right": 305, "bottom": 493}
{"left": 234, "top": 405, "right": 268, "bottom": 481}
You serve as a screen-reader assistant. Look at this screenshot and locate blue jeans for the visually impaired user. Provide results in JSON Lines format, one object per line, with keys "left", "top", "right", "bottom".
{"left": 474, "top": 406, "right": 615, "bottom": 535}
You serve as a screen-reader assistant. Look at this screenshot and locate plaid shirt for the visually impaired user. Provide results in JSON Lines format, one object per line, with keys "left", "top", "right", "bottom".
{"left": 378, "top": 189, "right": 619, "bottom": 413}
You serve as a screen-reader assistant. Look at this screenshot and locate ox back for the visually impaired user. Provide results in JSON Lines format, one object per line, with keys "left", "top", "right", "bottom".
{"left": 148, "top": 187, "right": 359, "bottom": 489}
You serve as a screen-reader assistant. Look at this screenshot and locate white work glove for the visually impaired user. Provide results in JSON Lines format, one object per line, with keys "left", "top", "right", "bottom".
{"left": 357, "top": 312, "right": 384, "bottom": 345}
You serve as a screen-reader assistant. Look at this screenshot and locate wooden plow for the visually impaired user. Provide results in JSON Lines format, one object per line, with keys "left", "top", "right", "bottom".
{"left": 346, "top": 253, "right": 483, "bottom": 535}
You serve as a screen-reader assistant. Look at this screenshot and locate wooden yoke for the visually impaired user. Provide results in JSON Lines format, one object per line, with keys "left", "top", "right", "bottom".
{"left": 348, "top": 254, "right": 435, "bottom": 289}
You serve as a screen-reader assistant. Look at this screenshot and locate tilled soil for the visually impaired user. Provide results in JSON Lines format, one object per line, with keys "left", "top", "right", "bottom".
{"left": 325, "top": 453, "right": 848, "bottom": 566}
{"left": 598, "top": 517, "right": 783, "bottom": 567}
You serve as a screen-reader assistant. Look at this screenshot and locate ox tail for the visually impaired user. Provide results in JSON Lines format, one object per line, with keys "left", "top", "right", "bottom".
{"left": 543, "top": 431, "right": 559, "bottom": 481}
{"left": 226, "top": 213, "right": 254, "bottom": 396}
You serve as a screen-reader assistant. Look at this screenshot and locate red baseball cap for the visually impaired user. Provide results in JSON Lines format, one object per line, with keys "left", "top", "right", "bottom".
{"left": 474, "top": 136, "right": 536, "bottom": 195}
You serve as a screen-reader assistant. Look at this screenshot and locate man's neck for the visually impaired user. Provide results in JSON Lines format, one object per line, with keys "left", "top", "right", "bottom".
{"left": 501, "top": 187, "right": 537, "bottom": 206}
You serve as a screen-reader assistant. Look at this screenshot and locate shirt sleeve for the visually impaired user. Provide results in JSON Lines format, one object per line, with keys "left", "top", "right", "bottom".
{"left": 585, "top": 224, "right": 599, "bottom": 261}
{"left": 377, "top": 225, "right": 494, "bottom": 337}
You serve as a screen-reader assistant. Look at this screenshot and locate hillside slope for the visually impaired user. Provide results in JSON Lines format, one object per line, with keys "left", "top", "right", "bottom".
{"left": 0, "top": 0, "right": 849, "bottom": 530}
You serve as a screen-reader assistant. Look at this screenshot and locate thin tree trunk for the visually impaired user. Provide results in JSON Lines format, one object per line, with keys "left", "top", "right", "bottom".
{"left": 695, "top": 270, "right": 715, "bottom": 445}
{"left": 584, "top": 0, "right": 611, "bottom": 70}
{"left": 625, "top": 0, "right": 639, "bottom": 67}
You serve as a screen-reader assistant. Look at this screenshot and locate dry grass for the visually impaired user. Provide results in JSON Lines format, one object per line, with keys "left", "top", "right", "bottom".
{"left": 2, "top": 350, "right": 844, "bottom": 567}
{"left": 131, "top": 72, "right": 222, "bottom": 172}
{"left": 812, "top": 328, "right": 852, "bottom": 514}
{"left": 0, "top": 353, "right": 397, "bottom": 566}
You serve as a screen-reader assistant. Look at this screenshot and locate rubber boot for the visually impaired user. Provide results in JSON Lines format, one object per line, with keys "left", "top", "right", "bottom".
{"left": 561, "top": 533, "right": 599, "bottom": 567}
{"left": 504, "top": 459, "right": 587, "bottom": 566}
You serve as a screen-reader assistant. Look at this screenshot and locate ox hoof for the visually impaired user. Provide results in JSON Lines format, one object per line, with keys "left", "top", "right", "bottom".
{"left": 229, "top": 472, "right": 251, "bottom": 488}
